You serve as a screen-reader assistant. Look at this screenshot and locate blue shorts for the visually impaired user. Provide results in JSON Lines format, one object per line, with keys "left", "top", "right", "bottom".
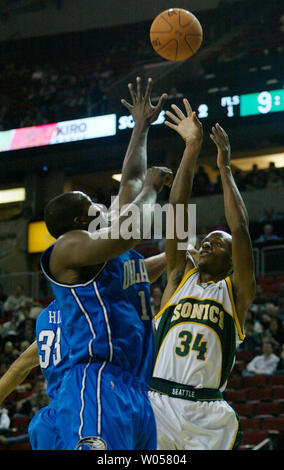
{"left": 28, "top": 401, "right": 64, "bottom": 450}
{"left": 56, "top": 361, "right": 157, "bottom": 450}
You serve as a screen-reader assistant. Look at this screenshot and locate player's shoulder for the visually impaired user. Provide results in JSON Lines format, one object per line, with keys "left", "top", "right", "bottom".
{"left": 37, "top": 299, "right": 58, "bottom": 323}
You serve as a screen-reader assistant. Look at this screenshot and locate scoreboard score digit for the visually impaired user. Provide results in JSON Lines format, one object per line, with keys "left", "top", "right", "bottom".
{"left": 240, "top": 89, "right": 284, "bottom": 117}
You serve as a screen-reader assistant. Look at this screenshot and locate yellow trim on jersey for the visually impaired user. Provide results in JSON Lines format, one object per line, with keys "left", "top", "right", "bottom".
{"left": 229, "top": 414, "right": 240, "bottom": 450}
{"left": 154, "top": 267, "right": 198, "bottom": 321}
{"left": 225, "top": 276, "right": 245, "bottom": 341}
{"left": 153, "top": 320, "right": 223, "bottom": 385}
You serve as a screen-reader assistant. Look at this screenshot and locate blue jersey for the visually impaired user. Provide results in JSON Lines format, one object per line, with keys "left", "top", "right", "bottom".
{"left": 36, "top": 299, "right": 70, "bottom": 400}
{"left": 28, "top": 300, "right": 70, "bottom": 450}
{"left": 40, "top": 247, "right": 155, "bottom": 387}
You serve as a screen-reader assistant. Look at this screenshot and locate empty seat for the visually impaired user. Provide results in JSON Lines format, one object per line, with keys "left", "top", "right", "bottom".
{"left": 240, "top": 417, "right": 262, "bottom": 430}
{"left": 225, "top": 389, "right": 248, "bottom": 402}
{"left": 233, "top": 402, "right": 256, "bottom": 418}
{"left": 268, "top": 375, "right": 284, "bottom": 386}
{"left": 236, "top": 351, "right": 254, "bottom": 362}
{"left": 11, "top": 416, "right": 30, "bottom": 428}
{"left": 234, "top": 361, "right": 247, "bottom": 373}
{"left": 248, "top": 387, "right": 273, "bottom": 401}
{"left": 262, "top": 417, "right": 284, "bottom": 431}
{"left": 241, "top": 430, "right": 267, "bottom": 446}
{"left": 243, "top": 374, "right": 267, "bottom": 388}
{"left": 273, "top": 387, "right": 284, "bottom": 399}
{"left": 227, "top": 376, "right": 243, "bottom": 389}
{"left": 8, "top": 442, "right": 31, "bottom": 451}
{"left": 254, "top": 401, "right": 281, "bottom": 416}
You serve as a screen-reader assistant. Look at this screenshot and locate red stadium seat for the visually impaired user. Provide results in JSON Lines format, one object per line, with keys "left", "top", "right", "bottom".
{"left": 258, "top": 276, "right": 275, "bottom": 284}
{"left": 241, "top": 430, "right": 268, "bottom": 446}
{"left": 233, "top": 402, "right": 256, "bottom": 418}
{"left": 240, "top": 417, "right": 262, "bottom": 430}
{"left": 8, "top": 442, "right": 31, "bottom": 451}
{"left": 236, "top": 350, "right": 254, "bottom": 362}
{"left": 243, "top": 374, "right": 267, "bottom": 388}
{"left": 254, "top": 401, "right": 281, "bottom": 417}
{"left": 11, "top": 416, "right": 30, "bottom": 428}
{"left": 268, "top": 375, "right": 284, "bottom": 386}
{"left": 225, "top": 389, "right": 248, "bottom": 402}
{"left": 273, "top": 387, "right": 284, "bottom": 399}
{"left": 262, "top": 417, "right": 284, "bottom": 432}
{"left": 248, "top": 387, "right": 273, "bottom": 401}
{"left": 227, "top": 376, "right": 243, "bottom": 389}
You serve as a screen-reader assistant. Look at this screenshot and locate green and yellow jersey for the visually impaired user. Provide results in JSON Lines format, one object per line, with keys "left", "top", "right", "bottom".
{"left": 152, "top": 268, "right": 245, "bottom": 392}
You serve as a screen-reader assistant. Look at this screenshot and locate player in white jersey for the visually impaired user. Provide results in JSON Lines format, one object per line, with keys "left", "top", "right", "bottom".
{"left": 149, "top": 99, "right": 256, "bottom": 450}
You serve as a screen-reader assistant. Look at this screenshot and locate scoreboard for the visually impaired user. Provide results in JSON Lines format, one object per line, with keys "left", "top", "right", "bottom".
{"left": 118, "top": 88, "right": 284, "bottom": 130}
{"left": 0, "top": 88, "right": 284, "bottom": 152}
{"left": 240, "top": 90, "right": 284, "bottom": 117}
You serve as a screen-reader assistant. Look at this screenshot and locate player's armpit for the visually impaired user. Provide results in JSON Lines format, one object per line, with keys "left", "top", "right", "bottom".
{"left": 144, "top": 253, "right": 166, "bottom": 284}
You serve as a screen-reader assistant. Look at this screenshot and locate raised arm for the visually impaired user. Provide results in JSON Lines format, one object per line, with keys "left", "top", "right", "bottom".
{"left": 144, "top": 252, "right": 166, "bottom": 284}
{"left": 110, "top": 77, "right": 168, "bottom": 211}
{"left": 210, "top": 124, "right": 256, "bottom": 328}
{"left": 0, "top": 341, "right": 39, "bottom": 405}
{"left": 160, "top": 99, "right": 203, "bottom": 309}
{"left": 51, "top": 167, "right": 173, "bottom": 274}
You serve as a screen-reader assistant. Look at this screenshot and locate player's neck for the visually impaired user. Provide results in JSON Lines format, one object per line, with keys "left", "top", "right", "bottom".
{"left": 199, "top": 270, "right": 228, "bottom": 284}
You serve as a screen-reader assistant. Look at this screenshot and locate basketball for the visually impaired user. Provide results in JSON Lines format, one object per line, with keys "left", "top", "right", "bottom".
{"left": 150, "top": 8, "right": 203, "bottom": 61}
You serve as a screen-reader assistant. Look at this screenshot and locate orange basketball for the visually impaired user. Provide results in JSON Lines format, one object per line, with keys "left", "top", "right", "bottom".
{"left": 150, "top": 8, "right": 203, "bottom": 61}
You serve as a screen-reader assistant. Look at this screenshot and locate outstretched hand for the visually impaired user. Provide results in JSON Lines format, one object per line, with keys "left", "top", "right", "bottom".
{"left": 210, "top": 123, "right": 231, "bottom": 169}
{"left": 164, "top": 98, "right": 203, "bottom": 144}
{"left": 121, "top": 77, "right": 168, "bottom": 130}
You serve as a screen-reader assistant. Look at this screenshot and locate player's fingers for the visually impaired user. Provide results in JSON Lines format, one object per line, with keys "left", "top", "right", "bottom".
{"left": 216, "top": 123, "right": 228, "bottom": 139}
{"left": 164, "top": 120, "right": 178, "bottom": 130}
{"left": 128, "top": 83, "right": 137, "bottom": 103}
{"left": 212, "top": 126, "right": 220, "bottom": 140}
{"left": 183, "top": 98, "right": 192, "bottom": 117}
{"left": 210, "top": 133, "right": 216, "bottom": 142}
{"left": 165, "top": 110, "right": 180, "bottom": 124}
{"left": 171, "top": 104, "right": 186, "bottom": 120}
{"left": 121, "top": 99, "right": 133, "bottom": 110}
{"left": 136, "top": 77, "right": 142, "bottom": 101}
{"left": 192, "top": 111, "right": 202, "bottom": 126}
{"left": 155, "top": 93, "right": 168, "bottom": 112}
{"left": 143, "top": 77, "right": 153, "bottom": 102}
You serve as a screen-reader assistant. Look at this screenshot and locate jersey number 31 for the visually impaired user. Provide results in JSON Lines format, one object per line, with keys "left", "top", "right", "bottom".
{"left": 38, "top": 328, "right": 62, "bottom": 368}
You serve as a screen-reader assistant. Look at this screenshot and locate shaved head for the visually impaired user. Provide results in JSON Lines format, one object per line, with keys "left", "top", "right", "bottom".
{"left": 44, "top": 191, "right": 93, "bottom": 239}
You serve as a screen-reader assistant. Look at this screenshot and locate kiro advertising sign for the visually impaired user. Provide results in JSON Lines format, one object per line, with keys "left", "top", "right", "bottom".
{"left": 0, "top": 114, "right": 117, "bottom": 152}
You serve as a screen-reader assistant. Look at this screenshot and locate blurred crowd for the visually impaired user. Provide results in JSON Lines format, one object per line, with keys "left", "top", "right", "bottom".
{"left": 191, "top": 162, "right": 284, "bottom": 198}
{"left": 0, "top": 0, "right": 282, "bottom": 132}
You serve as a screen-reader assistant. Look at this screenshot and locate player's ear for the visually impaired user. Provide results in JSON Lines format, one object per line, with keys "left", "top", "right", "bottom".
{"left": 74, "top": 215, "right": 88, "bottom": 228}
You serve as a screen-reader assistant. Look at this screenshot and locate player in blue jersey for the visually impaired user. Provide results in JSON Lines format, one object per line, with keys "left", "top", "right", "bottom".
{"left": 40, "top": 77, "right": 172, "bottom": 450}
{"left": 0, "top": 300, "right": 69, "bottom": 450}
{"left": 0, "top": 250, "right": 166, "bottom": 450}
{"left": 28, "top": 299, "right": 69, "bottom": 450}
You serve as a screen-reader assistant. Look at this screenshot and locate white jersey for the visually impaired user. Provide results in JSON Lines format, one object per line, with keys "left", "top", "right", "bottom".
{"left": 152, "top": 267, "right": 245, "bottom": 392}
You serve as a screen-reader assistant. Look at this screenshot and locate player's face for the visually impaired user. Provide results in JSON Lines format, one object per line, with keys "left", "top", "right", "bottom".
{"left": 198, "top": 231, "right": 232, "bottom": 273}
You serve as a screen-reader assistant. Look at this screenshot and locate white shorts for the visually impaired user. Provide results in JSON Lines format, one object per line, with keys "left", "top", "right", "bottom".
{"left": 148, "top": 391, "right": 240, "bottom": 450}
